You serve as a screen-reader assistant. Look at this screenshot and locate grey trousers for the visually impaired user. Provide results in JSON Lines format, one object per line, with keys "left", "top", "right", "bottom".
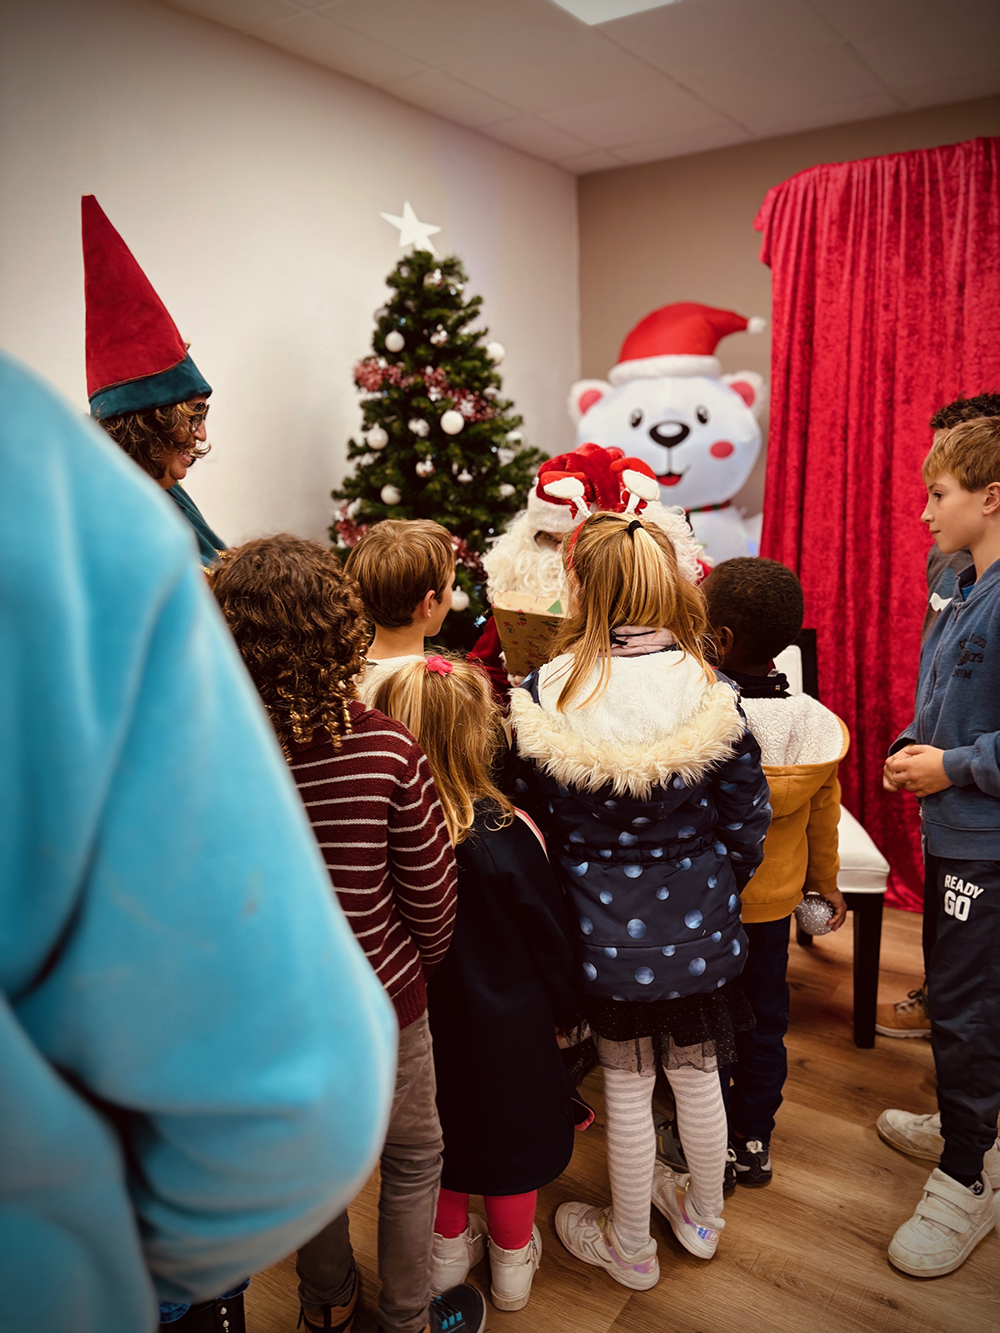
{"left": 296, "top": 1011, "right": 444, "bottom": 1333}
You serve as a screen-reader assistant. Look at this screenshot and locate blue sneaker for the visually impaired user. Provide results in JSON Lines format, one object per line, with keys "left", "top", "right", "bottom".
{"left": 430, "top": 1283, "right": 486, "bottom": 1332}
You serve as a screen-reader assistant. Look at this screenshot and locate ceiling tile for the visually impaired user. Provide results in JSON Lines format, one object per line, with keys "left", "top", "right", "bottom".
{"left": 382, "top": 68, "right": 517, "bottom": 127}
{"left": 161, "top": 0, "right": 299, "bottom": 32}
{"left": 557, "top": 148, "right": 623, "bottom": 172}
{"left": 445, "top": 28, "right": 666, "bottom": 114}
{"left": 485, "top": 115, "right": 592, "bottom": 162}
{"left": 611, "top": 122, "right": 752, "bottom": 164}
{"left": 680, "top": 42, "right": 897, "bottom": 129}
{"left": 849, "top": 10, "right": 1000, "bottom": 86}
{"left": 323, "top": 0, "right": 582, "bottom": 68}
{"left": 892, "top": 67, "right": 1000, "bottom": 112}
{"left": 601, "top": 0, "right": 843, "bottom": 75}
{"left": 746, "top": 91, "right": 906, "bottom": 141}
{"left": 543, "top": 80, "right": 730, "bottom": 149}
{"left": 255, "top": 11, "right": 425, "bottom": 83}
{"left": 808, "top": 0, "right": 996, "bottom": 44}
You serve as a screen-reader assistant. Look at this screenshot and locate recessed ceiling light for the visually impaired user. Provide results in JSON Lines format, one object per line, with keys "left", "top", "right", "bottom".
{"left": 551, "top": 0, "right": 681, "bottom": 24}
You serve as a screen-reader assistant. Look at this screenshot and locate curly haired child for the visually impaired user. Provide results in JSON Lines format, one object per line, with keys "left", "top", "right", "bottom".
{"left": 370, "top": 655, "right": 581, "bottom": 1314}
{"left": 212, "top": 535, "right": 486, "bottom": 1333}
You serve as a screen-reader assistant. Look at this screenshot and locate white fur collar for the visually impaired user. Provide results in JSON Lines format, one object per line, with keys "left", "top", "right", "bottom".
{"left": 511, "top": 652, "right": 745, "bottom": 799}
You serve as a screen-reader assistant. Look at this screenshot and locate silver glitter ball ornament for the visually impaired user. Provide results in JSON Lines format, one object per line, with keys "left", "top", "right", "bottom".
{"left": 794, "top": 893, "right": 835, "bottom": 936}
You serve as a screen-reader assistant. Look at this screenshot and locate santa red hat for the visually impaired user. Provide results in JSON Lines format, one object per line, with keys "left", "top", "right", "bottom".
{"left": 82, "top": 195, "right": 211, "bottom": 419}
{"left": 609, "top": 301, "right": 765, "bottom": 387}
{"left": 526, "top": 442, "right": 703, "bottom": 583}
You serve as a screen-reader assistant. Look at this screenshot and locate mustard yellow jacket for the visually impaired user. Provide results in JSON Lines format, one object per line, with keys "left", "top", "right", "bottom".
{"left": 740, "top": 712, "right": 850, "bottom": 924}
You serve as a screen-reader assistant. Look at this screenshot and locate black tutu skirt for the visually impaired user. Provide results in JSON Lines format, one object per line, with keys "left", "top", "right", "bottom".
{"left": 585, "top": 981, "right": 755, "bottom": 1073}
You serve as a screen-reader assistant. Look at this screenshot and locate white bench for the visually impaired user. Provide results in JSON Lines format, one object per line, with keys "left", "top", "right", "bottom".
{"left": 773, "top": 645, "right": 890, "bottom": 1047}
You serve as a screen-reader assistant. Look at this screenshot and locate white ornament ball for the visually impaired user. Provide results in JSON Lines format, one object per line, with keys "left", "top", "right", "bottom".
{"left": 485, "top": 341, "right": 505, "bottom": 364}
{"left": 505, "top": 429, "right": 523, "bottom": 446}
{"left": 794, "top": 893, "right": 835, "bottom": 936}
{"left": 456, "top": 469, "right": 473, "bottom": 484}
{"left": 451, "top": 586, "right": 470, "bottom": 612}
{"left": 498, "top": 483, "right": 515, "bottom": 498}
{"left": 366, "top": 424, "right": 389, "bottom": 450}
{"left": 497, "top": 447, "right": 515, "bottom": 466}
{"left": 415, "top": 459, "right": 435, "bottom": 477}
{"left": 441, "top": 409, "right": 465, "bottom": 435}
{"left": 380, "top": 484, "right": 402, "bottom": 506}
{"left": 408, "top": 417, "right": 430, "bottom": 438}
{"left": 484, "top": 387, "right": 499, "bottom": 400}
{"left": 385, "top": 329, "right": 405, "bottom": 353}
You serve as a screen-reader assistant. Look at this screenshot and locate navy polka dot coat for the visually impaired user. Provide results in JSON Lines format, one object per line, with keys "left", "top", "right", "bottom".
{"left": 510, "top": 651, "right": 771, "bottom": 1005}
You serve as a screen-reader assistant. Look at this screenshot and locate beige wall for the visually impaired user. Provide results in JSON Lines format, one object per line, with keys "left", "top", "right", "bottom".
{"left": 578, "top": 96, "right": 1000, "bottom": 514}
{"left": 0, "top": 0, "right": 579, "bottom": 544}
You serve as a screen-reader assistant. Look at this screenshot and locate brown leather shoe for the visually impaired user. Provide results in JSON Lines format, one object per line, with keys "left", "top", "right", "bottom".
{"left": 298, "top": 1273, "right": 360, "bottom": 1331}
{"left": 876, "top": 986, "right": 931, "bottom": 1038}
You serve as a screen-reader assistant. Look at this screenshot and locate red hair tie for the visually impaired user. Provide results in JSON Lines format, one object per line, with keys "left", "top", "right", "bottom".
{"left": 426, "top": 655, "right": 453, "bottom": 675}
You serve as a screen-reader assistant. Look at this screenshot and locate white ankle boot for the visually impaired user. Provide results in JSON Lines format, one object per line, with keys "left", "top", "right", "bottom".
{"left": 489, "top": 1225, "right": 541, "bottom": 1311}
{"left": 430, "top": 1215, "right": 487, "bottom": 1296}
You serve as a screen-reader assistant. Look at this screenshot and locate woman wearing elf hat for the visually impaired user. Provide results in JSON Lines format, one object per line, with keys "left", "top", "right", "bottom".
{"left": 82, "top": 195, "right": 226, "bottom": 567}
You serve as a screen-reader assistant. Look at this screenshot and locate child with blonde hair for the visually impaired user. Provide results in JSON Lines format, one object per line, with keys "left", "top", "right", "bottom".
{"left": 509, "top": 510, "right": 771, "bottom": 1287}
{"left": 369, "top": 655, "right": 580, "bottom": 1314}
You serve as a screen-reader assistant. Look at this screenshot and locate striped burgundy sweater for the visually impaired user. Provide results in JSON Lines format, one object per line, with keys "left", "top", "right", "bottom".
{"left": 289, "top": 701, "right": 457, "bottom": 1029}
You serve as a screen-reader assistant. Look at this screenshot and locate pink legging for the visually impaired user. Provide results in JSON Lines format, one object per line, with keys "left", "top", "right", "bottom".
{"left": 435, "top": 1188, "right": 537, "bottom": 1251}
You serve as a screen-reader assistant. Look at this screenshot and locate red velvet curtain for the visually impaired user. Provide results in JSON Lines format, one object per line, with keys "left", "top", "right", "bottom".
{"left": 756, "top": 137, "right": 1000, "bottom": 909}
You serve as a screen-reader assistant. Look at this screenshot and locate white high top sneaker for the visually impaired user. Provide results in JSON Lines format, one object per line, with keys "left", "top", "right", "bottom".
{"left": 489, "top": 1224, "right": 542, "bottom": 1312}
{"left": 651, "top": 1161, "right": 725, "bottom": 1260}
{"left": 430, "top": 1215, "right": 487, "bottom": 1296}
{"left": 888, "top": 1169, "right": 996, "bottom": 1278}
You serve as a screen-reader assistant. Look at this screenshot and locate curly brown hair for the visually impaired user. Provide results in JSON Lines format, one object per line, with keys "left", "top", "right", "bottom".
{"left": 210, "top": 535, "right": 367, "bottom": 755}
{"left": 98, "top": 399, "right": 210, "bottom": 481}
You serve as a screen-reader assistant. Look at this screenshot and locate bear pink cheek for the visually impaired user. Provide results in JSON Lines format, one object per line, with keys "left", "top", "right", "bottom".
{"left": 710, "top": 440, "right": 735, "bottom": 459}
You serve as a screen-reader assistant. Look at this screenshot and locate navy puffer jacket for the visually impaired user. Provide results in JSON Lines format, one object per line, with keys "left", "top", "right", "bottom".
{"left": 511, "top": 651, "right": 770, "bottom": 1004}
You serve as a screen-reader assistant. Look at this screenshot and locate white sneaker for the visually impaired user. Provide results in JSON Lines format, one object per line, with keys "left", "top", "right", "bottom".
{"left": 430, "top": 1215, "right": 487, "bottom": 1296}
{"left": 877, "top": 1110, "right": 1000, "bottom": 1187}
{"left": 651, "top": 1161, "right": 724, "bottom": 1260}
{"left": 888, "top": 1169, "right": 997, "bottom": 1277}
{"left": 489, "top": 1224, "right": 541, "bottom": 1311}
{"left": 554, "top": 1201, "right": 660, "bottom": 1291}
{"left": 984, "top": 1139, "right": 1000, "bottom": 1191}
{"left": 877, "top": 1109, "right": 943, "bottom": 1162}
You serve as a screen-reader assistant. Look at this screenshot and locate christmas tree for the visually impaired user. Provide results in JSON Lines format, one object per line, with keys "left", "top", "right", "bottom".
{"left": 331, "top": 246, "right": 544, "bottom": 649}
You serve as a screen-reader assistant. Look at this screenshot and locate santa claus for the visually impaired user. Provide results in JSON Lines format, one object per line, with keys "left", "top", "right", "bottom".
{"left": 469, "top": 442, "right": 704, "bottom": 691}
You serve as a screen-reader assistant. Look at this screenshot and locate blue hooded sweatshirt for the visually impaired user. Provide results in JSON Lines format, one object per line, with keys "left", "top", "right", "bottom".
{"left": 893, "top": 558, "right": 1000, "bottom": 857}
{"left": 0, "top": 354, "right": 396, "bottom": 1332}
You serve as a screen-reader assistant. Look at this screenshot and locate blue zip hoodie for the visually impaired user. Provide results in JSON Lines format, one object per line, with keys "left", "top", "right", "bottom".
{"left": 0, "top": 354, "right": 396, "bottom": 1331}
{"left": 893, "top": 558, "right": 1000, "bottom": 857}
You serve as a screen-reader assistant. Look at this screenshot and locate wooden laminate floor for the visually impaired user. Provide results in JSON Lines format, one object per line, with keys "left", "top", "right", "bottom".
{"left": 247, "top": 908, "right": 999, "bottom": 1333}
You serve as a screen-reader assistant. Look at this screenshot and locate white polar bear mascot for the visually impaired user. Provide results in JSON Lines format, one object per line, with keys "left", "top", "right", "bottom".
{"left": 568, "top": 302, "right": 768, "bottom": 563}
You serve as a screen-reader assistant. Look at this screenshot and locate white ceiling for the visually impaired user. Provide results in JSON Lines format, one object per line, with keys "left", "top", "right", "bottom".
{"left": 156, "top": 0, "right": 1000, "bottom": 173}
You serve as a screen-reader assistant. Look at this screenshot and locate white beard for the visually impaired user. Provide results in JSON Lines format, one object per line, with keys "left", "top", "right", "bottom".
{"left": 483, "top": 510, "right": 569, "bottom": 604}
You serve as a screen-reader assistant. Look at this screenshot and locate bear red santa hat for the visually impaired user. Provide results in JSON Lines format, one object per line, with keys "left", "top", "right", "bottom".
{"left": 526, "top": 442, "right": 704, "bottom": 583}
{"left": 607, "top": 301, "right": 766, "bottom": 387}
{"left": 82, "top": 195, "right": 212, "bottom": 420}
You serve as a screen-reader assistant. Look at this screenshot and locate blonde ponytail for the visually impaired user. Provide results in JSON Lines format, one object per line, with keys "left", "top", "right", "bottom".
{"left": 551, "top": 511, "right": 710, "bottom": 712}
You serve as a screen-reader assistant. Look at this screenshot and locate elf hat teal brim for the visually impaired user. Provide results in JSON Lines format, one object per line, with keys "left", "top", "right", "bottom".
{"left": 89, "top": 352, "right": 212, "bottom": 420}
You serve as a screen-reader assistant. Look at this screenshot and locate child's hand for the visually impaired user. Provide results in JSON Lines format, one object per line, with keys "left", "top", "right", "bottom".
{"left": 889, "top": 745, "right": 953, "bottom": 798}
{"left": 822, "top": 889, "right": 847, "bottom": 931}
{"left": 882, "top": 754, "right": 906, "bottom": 792}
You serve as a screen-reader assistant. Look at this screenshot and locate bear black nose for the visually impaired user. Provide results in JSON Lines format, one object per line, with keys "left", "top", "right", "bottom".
{"left": 648, "top": 420, "right": 690, "bottom": 449}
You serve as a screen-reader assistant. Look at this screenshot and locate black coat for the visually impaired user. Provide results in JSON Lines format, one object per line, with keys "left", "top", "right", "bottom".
{"left": 427, "top": 806, "right": 579, "bottom": 1196}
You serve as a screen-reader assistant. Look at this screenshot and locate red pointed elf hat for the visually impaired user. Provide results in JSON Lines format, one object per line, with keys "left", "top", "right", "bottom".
{"left": 608, "top": 301, "right": 765, "bottom": 386}
{"left": 82, "top": 195, "right": 211, "bottom": 418}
